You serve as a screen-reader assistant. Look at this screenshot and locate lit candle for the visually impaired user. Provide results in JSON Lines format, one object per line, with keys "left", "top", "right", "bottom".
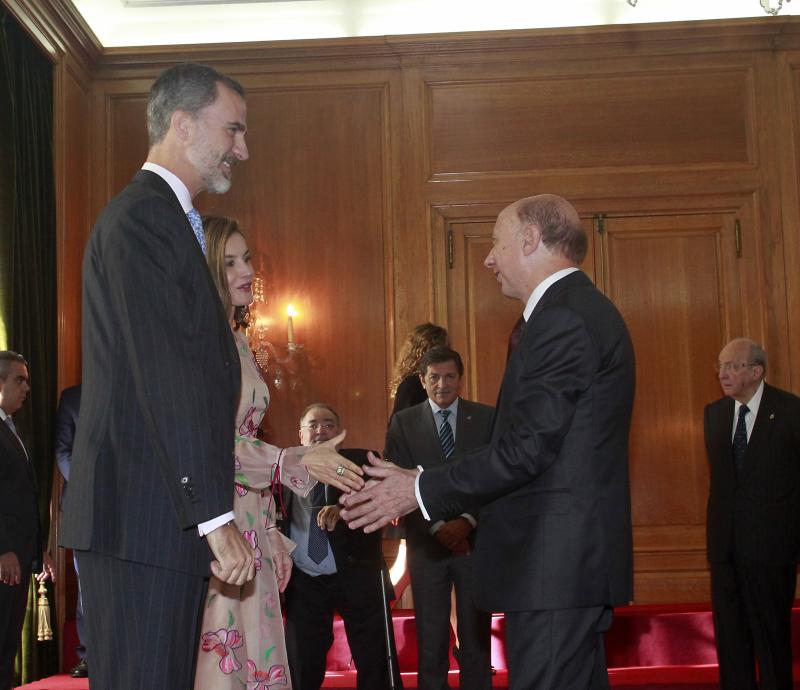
{"left": 286, "top": 303, "right": 297, "bottom": 343}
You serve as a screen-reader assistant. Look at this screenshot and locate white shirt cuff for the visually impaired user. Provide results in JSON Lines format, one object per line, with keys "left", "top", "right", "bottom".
{"left": 197, "top": 511, "right": 236, "bottom": 536}
{"left": 460, "top": 513, "right": 477, "bottom": 528}
{"left": 414, "top": 466, "right": 431, "bottom": 521}
{"left": 429, "top": 520, "right": 445, "bottom": 535}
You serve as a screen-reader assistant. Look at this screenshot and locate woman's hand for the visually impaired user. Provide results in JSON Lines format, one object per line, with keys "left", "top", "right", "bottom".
{"left": 300, "top": 431, "right": 365, "bottom": 492}
{"left": 273, "top": 550, "right": 293, "bottom": 593}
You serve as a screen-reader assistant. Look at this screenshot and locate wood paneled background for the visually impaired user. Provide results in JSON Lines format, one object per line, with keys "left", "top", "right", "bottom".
{"left": 6, "top": 0, "right": 800, "bottom": 622}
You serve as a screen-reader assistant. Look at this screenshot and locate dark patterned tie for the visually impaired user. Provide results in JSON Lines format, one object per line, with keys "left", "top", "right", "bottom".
{"left": 186, "top": 208, "right": 206, "bottom": 255}
{"left": 307, "top": 483, "right": 329, "bottom": 564}
{"left": 506, "top": 315, "right": 525, "bottom": 361}
{"left": 438, "top": 409, "right": 455, "bottom": 459}
{"left": 732, "top": 404, "right": 749, "bottom": 471}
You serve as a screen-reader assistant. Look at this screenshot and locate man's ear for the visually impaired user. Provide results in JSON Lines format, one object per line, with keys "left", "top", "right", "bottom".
{"left": 520, "top": 222, "right": 540, "bottom": 256}
{"left": 171, "top": 110, "right": 193, "bottom": 143}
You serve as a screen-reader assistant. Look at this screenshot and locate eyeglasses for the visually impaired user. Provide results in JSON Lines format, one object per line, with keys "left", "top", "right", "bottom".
{"left": 301, "top": 421, "right": 337, "bottom": 431}
{"left": 714, "top": 361, "right": 755, "bottom": 374}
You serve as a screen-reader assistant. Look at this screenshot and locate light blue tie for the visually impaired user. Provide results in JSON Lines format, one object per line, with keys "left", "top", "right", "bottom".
{"left": 186, "top": 208, "right": 206, "bottom": 255}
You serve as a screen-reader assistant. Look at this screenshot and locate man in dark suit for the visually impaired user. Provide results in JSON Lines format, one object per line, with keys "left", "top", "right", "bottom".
{"left": 54, "top": 384, "right": 88, "bottom": 678}
{"left": 385, "top": 346, "right": 493, "bottom": 690}
{"left": 284, "top": 403, "right": 402, "bottom": 690}
{"left": 342, "top": 194, "right": 636, "bottom": 689}
{"left": 705, "top": 338, "right": 800, "bottom": 690}
{"left": 0, "top": 351, "right": 54, "bottom": 690}
{"left": 59, "top": 63, "right": 256, "bottom": 690}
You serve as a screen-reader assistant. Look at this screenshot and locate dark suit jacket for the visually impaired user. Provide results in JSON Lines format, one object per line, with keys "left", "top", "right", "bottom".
{"left": 285, "top": 449, "right": 388, "bottom": 573}
{"left": 55, "top": 384, "right": 80, "bottom": 498}
{"left": 385, "top": 398, "right": 494, "bottom": 559}
{"left": 705, "top": 382, "right": 800, "bottom": 566}
{"left": 420, "top": 270, "right": 636, "bottom": 613}
{"left": 60, "top": 170, "right": 241, "bottom": 577}
{"left": 0, "top": 419, "right": 40, "bottom": 572}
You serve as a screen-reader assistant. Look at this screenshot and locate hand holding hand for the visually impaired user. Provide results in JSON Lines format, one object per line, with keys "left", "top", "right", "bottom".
{"left": 35, "top": 551, "right": 56, "bottom": 583}
{"left": 207, "top": 522, "right": 256, "bottom": 586}
{"left": 300, "top": 431, "right": 365, "bottom": 493}
{"left": 273, "top": 550, "right": 293, "bottom": 593}
{"left": 339, "top": 452, "right": 420, "bottom": 532}
{"left": 317, "top": 505, "right": 342, "bottom": 531}
{"left": 434, "top": 517, "right": 472, "bottom": 552}
{"left": 0, "top": 551, "right": 21, "bottom": 586}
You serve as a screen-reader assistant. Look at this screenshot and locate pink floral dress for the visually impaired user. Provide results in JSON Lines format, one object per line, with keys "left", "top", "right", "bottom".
{"left": 195, "top": 331, "right": 313, "bottom": 690}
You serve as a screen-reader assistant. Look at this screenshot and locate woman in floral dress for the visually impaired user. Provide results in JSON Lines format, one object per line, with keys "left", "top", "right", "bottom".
{"left": 194, "top": 217, "right": 364, "bottom": 690}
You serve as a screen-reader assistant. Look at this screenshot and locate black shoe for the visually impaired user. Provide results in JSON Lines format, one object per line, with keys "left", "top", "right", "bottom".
{"left": 70, "top": 659, "right": 88, "bottom": 678}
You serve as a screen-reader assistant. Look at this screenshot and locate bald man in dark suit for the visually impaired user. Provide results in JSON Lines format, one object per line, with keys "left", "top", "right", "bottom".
{"left": 706, "top": 338, "right": 800, "bottom": 690}
{"left": 343, "top": 194, "right": 636, "bottom": 690}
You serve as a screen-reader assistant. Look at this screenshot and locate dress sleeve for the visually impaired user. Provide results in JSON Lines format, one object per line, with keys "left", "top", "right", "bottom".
{"left": 266, "top": 525, "right": 296, "bottom": 556}
{"left": 234, "top": 436, "right": 315, "bottom": 498}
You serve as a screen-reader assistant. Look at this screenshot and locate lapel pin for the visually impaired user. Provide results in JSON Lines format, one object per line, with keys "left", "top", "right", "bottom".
{"left": 769, "top": 413, "right": 775, "bottom": 420}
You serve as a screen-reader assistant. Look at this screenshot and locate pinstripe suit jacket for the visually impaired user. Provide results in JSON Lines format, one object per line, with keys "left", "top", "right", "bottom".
{"left": 705, "top": 382, "right": 800, "bottom": 565}
{"left": 385, "top": 398, "right": 494, "bottom": 557}
{"left": 60, "top": 170, "right": 240, "bottom": 576}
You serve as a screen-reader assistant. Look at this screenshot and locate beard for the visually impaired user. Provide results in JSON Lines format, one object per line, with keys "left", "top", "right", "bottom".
{"left": 187, "top": 134, "right": 234, "bottom": 195}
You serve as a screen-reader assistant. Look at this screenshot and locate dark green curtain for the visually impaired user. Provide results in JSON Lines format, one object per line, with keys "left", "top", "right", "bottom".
{"left": 0, "top": 8, "right": 58, "bottom": 685}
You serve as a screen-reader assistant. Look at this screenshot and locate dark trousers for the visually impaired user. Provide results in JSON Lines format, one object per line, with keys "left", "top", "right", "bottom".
{"left": 407, "top": 548, "right": 491, "bottom": 690}
{"left": 79, "top": 550, "right": 207, "bottom": 690}
{"left": 285, "top": 567, "right": 402, "bottom": 690}
{"left": 711, "top": 559, "right": 797, "bottom": 690}
{"left": 504, "top": 606, "right": 612, "bottom": 690}
{"left": 0, "top": 565, "right": 30, "bottom": 690}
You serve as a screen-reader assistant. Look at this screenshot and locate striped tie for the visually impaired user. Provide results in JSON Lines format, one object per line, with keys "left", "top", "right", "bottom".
{"left": 438, "top": 409, "right": 455, "bottom": 459}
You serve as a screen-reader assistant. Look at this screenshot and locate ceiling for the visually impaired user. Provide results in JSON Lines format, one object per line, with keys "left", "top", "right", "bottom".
{"left": 65, "top": 0, "right": 797, "bottom": 48}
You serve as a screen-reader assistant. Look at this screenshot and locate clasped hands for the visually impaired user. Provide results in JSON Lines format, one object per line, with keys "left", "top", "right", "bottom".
{"left": 339, "top": 452, "right": 421, "bottom": 532}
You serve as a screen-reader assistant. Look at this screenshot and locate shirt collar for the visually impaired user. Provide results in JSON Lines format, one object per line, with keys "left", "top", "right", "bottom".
{"left": 523, "top": 267, "right": 581, "bottom": 322}
{"left": 734, "top": 379, "right": 765, "bottom": 416}
{"left": 428, "top": 397, "right": 459, "bottom": 417}
{"left": 141, "top": 162, "right": 193, "bottom": 213}
{"left": 0, "top": 408, "right": 8, "bottom": 422}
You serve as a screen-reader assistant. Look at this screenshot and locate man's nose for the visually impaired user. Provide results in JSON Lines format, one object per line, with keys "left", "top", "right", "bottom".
{"left": 234, "top": 135, "right": 249, "bottom": 161}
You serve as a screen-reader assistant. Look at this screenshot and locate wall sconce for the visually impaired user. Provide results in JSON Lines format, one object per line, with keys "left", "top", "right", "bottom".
{"left": 248, "top": 276, "right": 309, "bottom": 392}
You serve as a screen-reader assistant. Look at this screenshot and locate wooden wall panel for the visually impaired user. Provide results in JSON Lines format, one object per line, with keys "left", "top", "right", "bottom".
{"left": 51, "top": 16, "right": 800, "bottom": 607}
{"left": 428, "top": 69, "right": 752, "bottom": 177}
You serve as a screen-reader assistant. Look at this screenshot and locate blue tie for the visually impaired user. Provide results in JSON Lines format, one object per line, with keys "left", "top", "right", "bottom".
{"left": 186, "top": 208, "right": 206, "bottom": 255}
{"left": 732, "top": 404, "right": 749, "bottom": 471}
{"left": 307, "top": 483, "right": 329, "bottom": 564}
{"left": 438, "top": 409, "right": 455, "bottom": 459}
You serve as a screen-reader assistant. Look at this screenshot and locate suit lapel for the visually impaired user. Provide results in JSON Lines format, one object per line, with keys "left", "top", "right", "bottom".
{"left": 739, "top": 384, "right": 776, "bottom": 480}
{"left": 0, "top": 420, "right": 36, "bottom": 489}
{"left": 455, "top": 399, "right": 478, "bottom": 454}
{"left": 418, "top": 403, "right": 446, "bottom": 465}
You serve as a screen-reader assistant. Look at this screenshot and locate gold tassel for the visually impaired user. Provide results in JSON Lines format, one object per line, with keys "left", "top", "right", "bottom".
{"left": 36, "top": 581, "right": 53, "bottom": 641}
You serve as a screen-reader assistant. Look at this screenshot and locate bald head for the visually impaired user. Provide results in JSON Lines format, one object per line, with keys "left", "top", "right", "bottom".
{"left": 514, "top": 194, "right": 587, "bottom": 264}
{"left": 485, "top": 194, "right": 586, "bottom": 302}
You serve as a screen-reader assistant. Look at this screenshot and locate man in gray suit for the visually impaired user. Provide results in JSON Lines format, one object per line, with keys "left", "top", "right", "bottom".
{"left": 385, "top": 346, "right": 493, "bottom": 690}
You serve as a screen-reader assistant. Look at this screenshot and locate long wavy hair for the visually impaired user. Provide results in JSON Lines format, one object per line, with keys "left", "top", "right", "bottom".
{"left": 203, "top": 215, "right": 251, "bottom": 331}
{"left": 389, "top": 323, "right": 449, "bottom": 397}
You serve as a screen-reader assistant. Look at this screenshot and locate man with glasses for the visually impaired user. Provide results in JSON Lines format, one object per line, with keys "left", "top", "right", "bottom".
{"left": 705, "top": 338, "right": 800, "bottom": 690}
{"left": 283, "top": 403, "right": 402, "bottom": 690}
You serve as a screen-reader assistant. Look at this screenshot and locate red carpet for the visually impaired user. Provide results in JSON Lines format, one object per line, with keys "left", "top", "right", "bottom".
{"left": 16, "top": 603, "right": 800, "bottom": 689}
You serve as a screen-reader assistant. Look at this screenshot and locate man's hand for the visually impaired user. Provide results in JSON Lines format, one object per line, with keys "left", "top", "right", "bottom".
{"left": 0, "top": 551, "right": 21, "bottom": 586}
{"left": 273, "top": 551, "right": 292, "bottom": 593}
{"left": 339, "top": 453, "right": 419, "bottom": 533}
{"left": 435, "top": 517, "right": 472, "bottom": 553}
{"left": 301, "top": 431, "right": 365, "bottom": 493}
{"left": 35, "top": 551, "right": 56, "bottom": 583}
{"left": 317, "top": 505, "right": 342, "bottom": 531}
{"left": 207, "top": 522, "right": 256, "bottom": 585}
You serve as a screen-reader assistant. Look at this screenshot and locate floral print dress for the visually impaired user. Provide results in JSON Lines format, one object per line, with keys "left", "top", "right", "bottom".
{"left": 195, "top": 331, "right": 313, "bottom": 690}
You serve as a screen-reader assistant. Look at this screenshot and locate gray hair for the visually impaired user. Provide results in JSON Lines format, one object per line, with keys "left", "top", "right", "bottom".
{"left": 0, "top": 351, "right": 28, "bottom": 379}
{"left": 516, "top": 194, "right": 587, "bottom": 264}
{"left": 746, "top": 340, "right": 768, "bottom": 376}
{"left": 146, "top": 63, "right": 245, "bottom": 146}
